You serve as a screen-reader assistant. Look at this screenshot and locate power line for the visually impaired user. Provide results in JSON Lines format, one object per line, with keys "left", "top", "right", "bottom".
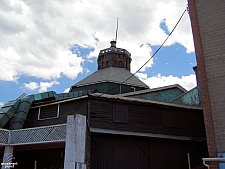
{"left": 2, "top": 8, "right": 188, "bottom": 125}
{"left": 122, "top": 8, "right": 187, "bottom": 84}
{"left": 99, "top": 8, "right": 187, "bottom": 96}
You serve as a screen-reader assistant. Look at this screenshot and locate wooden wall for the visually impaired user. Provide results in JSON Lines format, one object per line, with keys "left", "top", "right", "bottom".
{"left": 90, "top": 99, "right": 206, "bottom": 139}
{"left": 91, "top": 133, "right": 208, "bottom": 169}
{"left": 23, "top": 100, "right": 87, "bottom": 128}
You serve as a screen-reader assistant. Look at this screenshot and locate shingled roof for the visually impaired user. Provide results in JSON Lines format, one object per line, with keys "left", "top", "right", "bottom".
{"left": 71, "top": 67, "right": 149, "bottom": 89}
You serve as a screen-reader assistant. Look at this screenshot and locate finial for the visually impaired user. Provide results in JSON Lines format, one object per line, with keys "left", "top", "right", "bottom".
{"left": 110, "top": 40, "right": 116, "bottom": 48}
{"left": 115, "top": 18, "right": 119, "bottom": 42}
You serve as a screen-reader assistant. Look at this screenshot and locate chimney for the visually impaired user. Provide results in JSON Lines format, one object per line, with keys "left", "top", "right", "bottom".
{"left": 193, "top": 66, "right": 199, "bottom": 85}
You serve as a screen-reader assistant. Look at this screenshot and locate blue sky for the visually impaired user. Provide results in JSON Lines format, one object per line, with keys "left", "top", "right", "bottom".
{"left": 0, "top": 0, "right": 196, "bottom": 107}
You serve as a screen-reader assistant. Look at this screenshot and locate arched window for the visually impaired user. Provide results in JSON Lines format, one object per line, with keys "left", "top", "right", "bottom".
{"left": 114, "top": 60, "right": 117, "bottom": 66}
{"left": 119, "top": 61, "right": 122, "bottom": 67}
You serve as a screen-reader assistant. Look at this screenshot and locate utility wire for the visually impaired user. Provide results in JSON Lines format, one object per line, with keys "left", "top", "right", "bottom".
{"left": 1, "top": 8, "right": 187, "bottom": 124}
{"left": 122, "top": 8, "right": 187, "bottom": 84}
{"left": 97, "top": 8, "right": 187, "bottom": 96}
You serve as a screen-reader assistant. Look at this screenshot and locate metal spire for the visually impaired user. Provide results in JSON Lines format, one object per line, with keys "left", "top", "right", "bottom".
{"left": 115, "top": 18, "right": 119, "bottom": 42}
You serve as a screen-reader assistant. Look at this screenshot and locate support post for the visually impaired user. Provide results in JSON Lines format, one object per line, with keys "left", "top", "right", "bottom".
{"left": 1, "top": 146, "right": 14, "bottom": 169}
{"left": 64, "top": 115, "right": 87, "bottom": 169}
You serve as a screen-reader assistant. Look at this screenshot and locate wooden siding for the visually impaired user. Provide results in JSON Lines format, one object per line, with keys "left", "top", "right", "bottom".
{"left": 90, "top": 100, "right": 206, "bottom": 139}
{"left": 23, "top": 100, "right": 87, "bottom": 128}
{"left": 91, "top": 133, "right": 208, "bottom": 169}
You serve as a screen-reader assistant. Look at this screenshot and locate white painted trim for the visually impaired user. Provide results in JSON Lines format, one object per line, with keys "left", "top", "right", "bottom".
{"left": 11, "top": 140, "right": 65, "bottom": 146}
{"left": 202, "top": 158, "right": 225, "bottom": 169}
{"left": 0, "top": 124, "right": 67, "bottom": 146}
{"left": 38, "top": 104, "right": 60, "bottom": 120}
{"left": 90, "top": 127, "right": 205, "bottom": 141}
{"left": 8, "top": 124, "right": 66, "bottom": 132}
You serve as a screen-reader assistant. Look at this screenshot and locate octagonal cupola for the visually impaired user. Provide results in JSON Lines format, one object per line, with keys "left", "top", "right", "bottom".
{"left": 97, "top": 41, "right": 132, "bottom": 71}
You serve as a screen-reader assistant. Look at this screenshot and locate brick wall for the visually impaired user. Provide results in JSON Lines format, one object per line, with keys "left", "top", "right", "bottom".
{"left": 188, "top": 0, "right": 225, "bottom": 168}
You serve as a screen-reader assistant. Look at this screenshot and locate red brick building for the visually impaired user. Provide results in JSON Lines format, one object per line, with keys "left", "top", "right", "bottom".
{"left": 188, "top": 1, "right": 225, "bottom": 168}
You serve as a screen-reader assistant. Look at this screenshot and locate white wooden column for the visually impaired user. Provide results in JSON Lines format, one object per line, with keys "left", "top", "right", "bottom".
{"left": 64, "top": 115, "right": 87, "bottom": 169}
{"left": 1, "top": 146, "right": 14, "bottom": 169}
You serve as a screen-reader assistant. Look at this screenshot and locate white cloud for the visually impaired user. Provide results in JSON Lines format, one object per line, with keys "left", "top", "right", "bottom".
{"left": 64, "top": 88, "right": 70, "bottom": 93}
{"left": 39, "top": 81, "right": 60, "bottom": 93}
{"left": 0, "top": 102, "right": 4, "bottom": 108}
{"left": 0, "top": 0, "right": 194, "bottom": 82}
{"left": 120, "top": 42, "right": 153, "bottom": 73}
{"left": 137, "top": 73, "right": 197, "bottom": 91}
{"left": 23, "top": 81, "right": 60, "bottom": 92}
{"left": 23, "top": 82, "right": 39, "bottom": 91}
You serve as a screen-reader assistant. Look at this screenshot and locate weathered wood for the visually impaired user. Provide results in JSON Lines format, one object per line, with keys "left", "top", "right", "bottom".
{"left": 91, "top": 133, "right": 208, "bottom": 169}
{"left": 90, "top": 99, "right": 206, "bottom": 139}
{"left": 64, "top": 115, "right": 86, "bottom": 169}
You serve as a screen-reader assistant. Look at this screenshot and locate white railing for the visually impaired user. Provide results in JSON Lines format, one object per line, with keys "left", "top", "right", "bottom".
{"left": 0, "top": 129, "right": 9, "bottom": 145}
{"left": 0, "top": 124, "right": 66, "bottom": 145}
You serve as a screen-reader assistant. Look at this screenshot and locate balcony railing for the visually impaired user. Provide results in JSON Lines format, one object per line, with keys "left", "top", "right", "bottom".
{"left": 0, "top": 124, "right": 66, "bottom": 146}
{"left": 0, "top": 129, "right": 9, "bottom": 145}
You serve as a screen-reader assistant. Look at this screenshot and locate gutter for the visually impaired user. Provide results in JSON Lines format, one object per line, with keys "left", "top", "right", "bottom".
{"left": 31, "top": 95, "right": 88, "bottom": 108}
{"left": 202, "top": 158, "right": 225, "bottom": 168}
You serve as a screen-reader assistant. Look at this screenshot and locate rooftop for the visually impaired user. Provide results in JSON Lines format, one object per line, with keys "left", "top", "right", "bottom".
{"left": 71, "top": 66, "right": 149, "bottom": 89}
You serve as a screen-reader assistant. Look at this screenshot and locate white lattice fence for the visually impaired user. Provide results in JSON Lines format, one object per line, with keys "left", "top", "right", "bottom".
{"left": 0, "top": 124, "right": 66, "bottom": 145}
{"left": 10, "top": 124, "right": 67, "bottom": 145}
{"left": 0, "top": 129, "right": 9, "bottom": 145}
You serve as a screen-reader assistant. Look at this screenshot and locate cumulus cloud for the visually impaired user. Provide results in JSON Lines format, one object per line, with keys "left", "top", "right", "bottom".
{"left": 0, "top": 102, "right": 4, "bottom": 108}
{"left": 23, "top": 81, "right": 60, "bottom": 93}
{"left": 137, "top": 73, "right": 197, "bottom": 90}
{"left": 23, "top": 82, "right": 39, "bottom": 91}
{"left": 39, "top": 81, "right": 60, "bottom": 93}
{"left": 0, "top": 0, "right": 194, "bottom": 82}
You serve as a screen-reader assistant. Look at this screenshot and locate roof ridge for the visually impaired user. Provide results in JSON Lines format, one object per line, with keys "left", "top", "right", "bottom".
{"left": 106, "top": 66, "right": 111, "bottom": 82}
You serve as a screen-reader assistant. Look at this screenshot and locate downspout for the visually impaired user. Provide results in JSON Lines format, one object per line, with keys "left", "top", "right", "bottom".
{"left": 34, "top": 161, "right": 37, "bottom": 169}
{"left": 187, "top": 153, "right": 191, "bottom": 169}
{"left": 87, "top": 98, "right": 90, "bottom": 127}
{"left": 202, "top": 158, "right": 225, "bottom": 168}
